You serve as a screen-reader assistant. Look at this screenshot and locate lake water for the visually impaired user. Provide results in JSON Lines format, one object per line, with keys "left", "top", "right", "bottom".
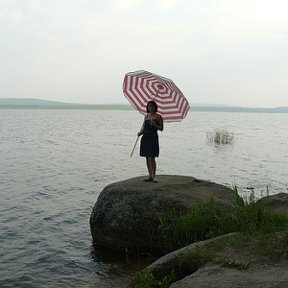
{"left": 0, "top": 109, "right": 287, "bottom": 288}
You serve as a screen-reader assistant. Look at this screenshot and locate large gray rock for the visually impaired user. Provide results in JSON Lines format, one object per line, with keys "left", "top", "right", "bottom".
{"left": 145, "top": 233, "right": 238, "bottom": 281}
{"left": 170, "top": 263, "right": 288, "bottom": 288}
{"left": 89, "top": 175, "right": 236, "bottom": 255}
{"left": 257, "top": 193, "right": 288, "bottom": 216}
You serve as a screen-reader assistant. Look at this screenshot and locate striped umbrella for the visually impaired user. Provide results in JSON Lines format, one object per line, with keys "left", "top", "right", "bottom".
{"left": 123, "top": 70, "right": 190, "bottom": 122}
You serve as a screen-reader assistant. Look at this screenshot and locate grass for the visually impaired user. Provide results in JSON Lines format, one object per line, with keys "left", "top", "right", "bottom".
{"left": 206, "top": 129, "right": 234, "bottom": 145}
{"left": 131, "top": 269, "right": 175, "bottom": 288}
{"left": 131, "top": 187, "right": 288, "bottom": 288}
{"left": 158, "top": 199, "right": 235, "bottom": 253}
{"left": 132, "top": 232, "right": 288, "bottom": 288}
{"left": 158, "top": 187, "right": 288, "bottom": 253}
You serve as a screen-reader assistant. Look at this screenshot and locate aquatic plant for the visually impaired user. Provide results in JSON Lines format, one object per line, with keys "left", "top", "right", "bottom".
{"left": 206, "top": 129, "right": 234, "bottom": 145}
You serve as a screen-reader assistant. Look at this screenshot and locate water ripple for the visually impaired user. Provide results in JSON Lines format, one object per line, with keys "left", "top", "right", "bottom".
{"left": 1, "top": 109, "right": 288, "bottom": 287}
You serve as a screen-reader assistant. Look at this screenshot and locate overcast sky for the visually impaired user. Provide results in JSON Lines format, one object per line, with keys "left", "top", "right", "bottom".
{"left": 1, "top": 0, "right": 287, "bottom": 107}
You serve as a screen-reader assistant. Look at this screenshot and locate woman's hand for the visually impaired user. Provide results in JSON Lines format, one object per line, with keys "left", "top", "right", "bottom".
{"left": 150, "top": 119, "right": 155, "bottom": 127}
{"left": 150, "top": 117, "right": 163, "bottom": 131}
{"left": 153, "top": 115, "right": 163, "bottom": 131}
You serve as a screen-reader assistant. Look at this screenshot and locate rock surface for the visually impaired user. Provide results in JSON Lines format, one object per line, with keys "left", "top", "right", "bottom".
{"left": 142, "top": 229, "right": 288, "bottom": 288}
{"left": 146, "top": 233, "right": 238, "bottom": 280}
{"left": 89, "top": 175, "right": 235, "bottom": 255}
{"left": 258, "top": 193, "right": 288, "bottom": 216}
{"left": 135, "top": 192, "right": 288, "bottom": 288}
{"left": 169, "top": 263, "right": 288, "bottom": 288}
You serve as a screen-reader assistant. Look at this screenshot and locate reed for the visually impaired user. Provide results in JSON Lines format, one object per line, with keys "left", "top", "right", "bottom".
{"left": 206, "top": 129, "right": 234, "bottom": 145}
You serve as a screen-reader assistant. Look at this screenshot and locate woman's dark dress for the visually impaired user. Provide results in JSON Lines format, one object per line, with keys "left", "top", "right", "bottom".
{"left": 140, "top": 119, "right": 159, "bottom": 157}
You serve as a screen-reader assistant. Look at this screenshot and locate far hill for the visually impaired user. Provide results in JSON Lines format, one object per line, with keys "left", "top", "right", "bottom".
{"left": 190, "top": 105, "right": 288, "bottom": 113}
{"left": 0, "top": 98, "right": 131, "bottom": 110}
{"left": 0, "top": 98, "right": 288, "bottom": 113}
{"left": 0, "top": 98, "right": 67, "bottom": 106}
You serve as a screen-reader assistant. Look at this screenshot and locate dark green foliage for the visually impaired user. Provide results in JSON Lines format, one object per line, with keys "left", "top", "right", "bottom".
{"left": 131, "top": 188, "right": 288, "bottom": 288}
{"left": 158, "top": 188, "right": 288, "bottom": 253}
{"left": 131, "top": 269, "right": 175, "bottom": 288}
{"left": 158, "top": 199, "right": 235, "bottom": 252}
{"left": 233, "top": 186, "right": 288, "bottom": 234}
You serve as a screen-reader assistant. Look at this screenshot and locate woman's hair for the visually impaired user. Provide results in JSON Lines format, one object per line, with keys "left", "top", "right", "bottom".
{"left": 146, "top": 101, "right": 158, "bottom": 113}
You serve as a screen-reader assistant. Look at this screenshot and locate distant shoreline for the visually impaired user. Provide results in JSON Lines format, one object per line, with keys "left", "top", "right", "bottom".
{"left": 0, "top": 104, "right": 288, "bottom": 113}
{"left": 0, "top": 98, "right": 288, "bottom": 113}
{"left": 0, "top": 104, "right": 133, "bottom": 110}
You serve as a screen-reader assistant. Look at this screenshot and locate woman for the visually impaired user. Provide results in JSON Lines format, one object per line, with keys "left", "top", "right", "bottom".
{"left": 138, "top": 101, "right": 164, "bottom": 183}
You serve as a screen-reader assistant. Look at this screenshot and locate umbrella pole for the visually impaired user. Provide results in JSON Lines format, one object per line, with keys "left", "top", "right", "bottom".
{"left": 130, "top": 136, "right": 139, "bottom": 157}
{"left": 130, "top": 118, "right": 145, "bottom": 158}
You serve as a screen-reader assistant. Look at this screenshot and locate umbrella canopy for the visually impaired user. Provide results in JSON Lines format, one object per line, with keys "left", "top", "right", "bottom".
{"left": 123, "top": 70, "right": 190, "bottom": 122}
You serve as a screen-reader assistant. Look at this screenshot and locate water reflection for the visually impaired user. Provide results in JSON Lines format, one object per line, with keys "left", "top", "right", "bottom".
{"left": 90, "top": 244, "right": 153, "bottom": 288}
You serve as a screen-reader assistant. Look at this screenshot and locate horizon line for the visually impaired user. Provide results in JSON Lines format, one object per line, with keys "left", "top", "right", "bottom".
{"left": 0, "top": 98, "right": 287, "bottom": 110}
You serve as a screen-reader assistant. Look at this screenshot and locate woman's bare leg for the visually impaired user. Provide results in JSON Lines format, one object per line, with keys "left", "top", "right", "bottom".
{"left": 146, "top": 157, "right": 153, "bottom": 180}
{"left": 151, "top": 157, "right": 156, "bottom": 179}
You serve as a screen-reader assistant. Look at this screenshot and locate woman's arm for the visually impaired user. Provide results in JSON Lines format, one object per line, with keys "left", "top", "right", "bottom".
{"left": 152, "top": 114, "right": 163, "bottom": 131}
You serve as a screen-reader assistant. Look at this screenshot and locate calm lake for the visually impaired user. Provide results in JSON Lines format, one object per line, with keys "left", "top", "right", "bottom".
{"left": 0, "top": 109, "right": 287, "bottom": 287}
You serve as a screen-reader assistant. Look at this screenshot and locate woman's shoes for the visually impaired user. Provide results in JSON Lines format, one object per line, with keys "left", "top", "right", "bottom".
{"left": 144, "top": 177, "right": 158, "bottom": 183}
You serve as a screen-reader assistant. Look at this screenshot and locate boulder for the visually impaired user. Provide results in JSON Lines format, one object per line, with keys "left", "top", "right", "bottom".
{"left": 257, "top": 193, "right": 288, "bottom": 216}
{"left": 89, "top": 175, "right": 236, "bottom": 255}
{"left": 145, "top": 232, "right": 238, "bottom": 281}
{"left": 170, "top": 263, "right": 288, "bottom": 288}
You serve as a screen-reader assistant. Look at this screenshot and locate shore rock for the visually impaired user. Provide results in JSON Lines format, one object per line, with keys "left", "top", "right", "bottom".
{"left": 145, "top": 233, "right": 238, "bottom": 280}
{"left": 143, "top": 231, "right": 288, "bottom": 288}
{"left": 141, "top": 192, "right": 288, "bottom": 288}
{"left": 89, "top": 175, "right": 236, "bottom": 255}
{"left": 170, "top": 263, "right": 288, "bottom": 288}
{"left": 257, "top": 193, "right": 288, "bottom": 216}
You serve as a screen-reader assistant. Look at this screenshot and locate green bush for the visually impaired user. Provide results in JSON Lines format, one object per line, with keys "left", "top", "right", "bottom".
{"left": 158, "top": 188, "right": 288, "bottom": 253}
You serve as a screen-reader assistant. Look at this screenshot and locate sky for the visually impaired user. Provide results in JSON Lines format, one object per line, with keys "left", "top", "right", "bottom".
{"left": 0, "top": 0, "right": 287, "bottom": 107}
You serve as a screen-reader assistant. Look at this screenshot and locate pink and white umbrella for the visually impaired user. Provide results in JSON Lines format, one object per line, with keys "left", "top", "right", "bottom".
{"left": 123, "top": 70, "right": 190, "bottom": 122}
{"left": 123, "top": 70, "right": 190, "bottom": 156}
